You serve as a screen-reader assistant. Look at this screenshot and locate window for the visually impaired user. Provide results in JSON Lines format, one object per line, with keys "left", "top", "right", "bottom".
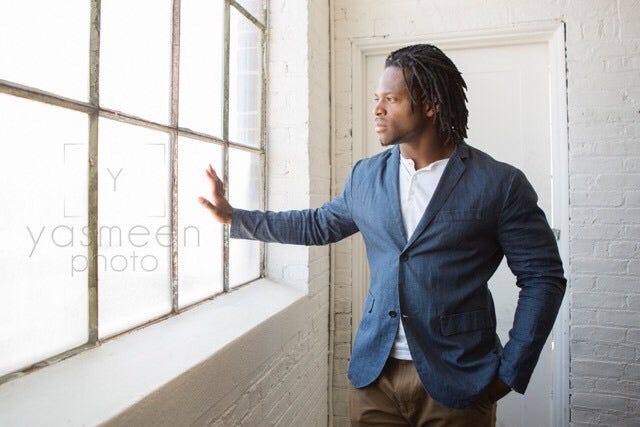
{"left": 0, "top": 0, "right": 266, "bottom": 383}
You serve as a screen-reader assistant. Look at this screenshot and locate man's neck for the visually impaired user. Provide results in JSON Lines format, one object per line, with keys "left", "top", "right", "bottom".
{"left": 399, "top": 138, "right": 456, "bottom": 170}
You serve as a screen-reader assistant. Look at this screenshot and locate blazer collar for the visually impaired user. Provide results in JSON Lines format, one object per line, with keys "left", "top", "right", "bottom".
{"left": 385, "top": 145, "right": 408, "bottom": 248}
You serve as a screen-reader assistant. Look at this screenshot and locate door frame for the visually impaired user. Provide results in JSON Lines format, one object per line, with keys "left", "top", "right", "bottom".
{"left": 348, "top": 21, "right": 569, "bottom": 426}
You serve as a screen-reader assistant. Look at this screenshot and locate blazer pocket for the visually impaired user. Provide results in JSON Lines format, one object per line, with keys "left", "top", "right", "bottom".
{"left": 434, "top": 209, "right": 489, "bottom": 222}
{"left": 439, "top": 309, "right": 495, "bottom": 336}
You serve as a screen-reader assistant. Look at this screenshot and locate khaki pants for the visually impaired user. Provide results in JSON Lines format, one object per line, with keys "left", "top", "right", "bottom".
{"left": 349, "top": 357, "right": 497, "bottom": 426}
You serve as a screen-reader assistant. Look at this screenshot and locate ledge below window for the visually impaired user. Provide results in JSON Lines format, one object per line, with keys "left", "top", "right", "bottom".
{"left": 0, "top": 278, "right": 306, "bottom": 426}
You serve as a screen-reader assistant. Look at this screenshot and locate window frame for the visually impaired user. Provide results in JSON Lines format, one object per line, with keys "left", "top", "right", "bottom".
{"left": 0, "top": 0, "right": 267, "bottom": 385}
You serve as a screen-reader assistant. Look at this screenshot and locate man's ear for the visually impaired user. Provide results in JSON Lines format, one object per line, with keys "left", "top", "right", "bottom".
{"left": 423, "top": 101, "right": 439, "bottom": 118}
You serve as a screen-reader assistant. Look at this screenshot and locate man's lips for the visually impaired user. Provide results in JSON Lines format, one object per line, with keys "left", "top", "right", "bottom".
{"left": 375, "top": 122, "right": 387, "bottom": 132}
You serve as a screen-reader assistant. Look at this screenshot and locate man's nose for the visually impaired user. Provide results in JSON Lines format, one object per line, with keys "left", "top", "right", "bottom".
{"left": 373, "top": 100, "right": 385, "bottom": 116}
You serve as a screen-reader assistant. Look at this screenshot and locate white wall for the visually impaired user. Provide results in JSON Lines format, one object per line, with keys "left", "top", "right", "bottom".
{"left": 105, "top": 1, "right": 333, "bottom": 425}
{"left": 330, "top": 1, "right": 640, "bottom": 426}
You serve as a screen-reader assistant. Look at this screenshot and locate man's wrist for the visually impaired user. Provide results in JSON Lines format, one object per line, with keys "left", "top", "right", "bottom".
{"left": 478, "top": 376, "right": 511, "bottom": 405}
{"left": 488, "top": 377, "right": 512, "bottom": 402}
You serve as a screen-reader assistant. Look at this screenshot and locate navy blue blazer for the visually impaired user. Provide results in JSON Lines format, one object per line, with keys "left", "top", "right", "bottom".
{"left": 230, "top": 142, "right": 566, "bottom": 409}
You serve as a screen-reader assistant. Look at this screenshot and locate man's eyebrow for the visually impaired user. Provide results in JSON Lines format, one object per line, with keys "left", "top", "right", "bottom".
{"left": 373, "top": 91, "right": 398, "bottom": 96}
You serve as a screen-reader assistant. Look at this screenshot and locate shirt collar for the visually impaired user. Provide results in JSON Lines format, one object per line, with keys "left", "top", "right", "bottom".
{"left": 400, "top": 153, "right": 450, "bottom": 173}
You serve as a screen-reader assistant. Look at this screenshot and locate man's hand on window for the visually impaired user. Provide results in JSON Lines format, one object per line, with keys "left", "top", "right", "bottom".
{"left": 199, "top": 164, "right": 233, "bottom": 224}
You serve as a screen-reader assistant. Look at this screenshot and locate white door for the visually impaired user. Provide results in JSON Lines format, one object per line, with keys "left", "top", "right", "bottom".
{"left": 357, "top": 42, "right": 557, "bottom": 426}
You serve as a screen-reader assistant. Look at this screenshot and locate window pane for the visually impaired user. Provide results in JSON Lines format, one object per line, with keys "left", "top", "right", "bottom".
{"left": 178, "top": 137, "right": 224, "bottom": 307}
{"left": 179, "top": 0, "right": 224, "bottom": 137}
{"left": 0, "top": 95, "right": 88, "bottom": 376}
{"left": 98, "top": 119, "right": 171, "bottom": 338}
{"left": 229, "top": 8, "right": 262, "bottom": 148}
{"left": 229, "top": 149, "right": 262, "bottom": 287}
{"left": 100, "top": 0, "right": 172, "bottom": 124}
{"left": 0, "top": 0, "right": 89, "bottom": 100}
{"left": 234, "top": 0, "right": 265, "bottom": 24}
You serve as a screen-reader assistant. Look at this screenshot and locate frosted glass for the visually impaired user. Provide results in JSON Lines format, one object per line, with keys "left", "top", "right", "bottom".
{"left": 0, "top": 95, "right": 88, "bottom": 376}
{"left": 0, "top": 1, "right": 90, "bottom": 100}
{"left": 100, "top": 0, "right": 172, "bottom": 124}
{"left": 234, "top": 0, "right": 265, "bottom": 24}
{"left": 229, "top": 149, "right": 262, "bottom": 287}
{"left": 179, "top": 0, "right": 224, "bottom": 137}
{"left": 177, "top": 137, "right": 224, "bottom": 307}
{"left": 98, "top": 119, "right": 171, "bottom": 338}
{"left": 229, "top": 8, "right": 262, "bottom": 148}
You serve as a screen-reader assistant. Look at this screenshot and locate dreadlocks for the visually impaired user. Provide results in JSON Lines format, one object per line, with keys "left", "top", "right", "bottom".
{"left": 385, "top": 44, "right": 469, "bottom": 146}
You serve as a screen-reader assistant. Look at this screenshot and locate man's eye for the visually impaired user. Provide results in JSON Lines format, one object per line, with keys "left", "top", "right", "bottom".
{"left": 387, "top": 97, "right": 395, "bottom": 101}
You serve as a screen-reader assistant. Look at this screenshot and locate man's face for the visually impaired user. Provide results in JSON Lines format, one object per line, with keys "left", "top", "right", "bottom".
{"left": 373, "top": 66, "right": 434, "bottom": 146}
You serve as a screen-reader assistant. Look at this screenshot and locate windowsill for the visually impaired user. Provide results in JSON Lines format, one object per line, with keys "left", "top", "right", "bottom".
{"left": 0, "top": 278, "right": 306, "bottom": 426}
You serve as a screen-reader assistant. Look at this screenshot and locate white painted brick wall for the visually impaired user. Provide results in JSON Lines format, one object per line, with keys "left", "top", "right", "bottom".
{"left": 249, "top": 0, "right": 332, "bottom": 424}
{"left": 225, "top": 0, "right": 333, "bottom": 424}
{"left": 331, "top": 0, "right": 640, "bottom": 426}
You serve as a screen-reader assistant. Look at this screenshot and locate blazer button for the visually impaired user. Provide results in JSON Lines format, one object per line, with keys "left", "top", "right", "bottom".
{"left": 388, "top": 310, "right": 397, "bottom": 318}
{"left": 400, "top": 253, "right": 409, "bottom": 261}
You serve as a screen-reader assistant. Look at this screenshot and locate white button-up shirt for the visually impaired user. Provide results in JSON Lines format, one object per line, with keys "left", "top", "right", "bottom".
{"left": 390, "top": 153, "right": 449, "bottom": 360}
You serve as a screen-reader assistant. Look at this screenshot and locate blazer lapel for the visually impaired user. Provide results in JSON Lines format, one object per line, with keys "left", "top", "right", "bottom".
{"left": 404, "top": 142, "right": 469, "bottom": 249}
{"left": 384, "top": 145, "right": 408, "bottom": 248}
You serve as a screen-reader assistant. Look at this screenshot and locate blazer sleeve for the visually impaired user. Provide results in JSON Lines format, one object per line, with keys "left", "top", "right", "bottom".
{"left": 496, "top": 168, "right": 567, "bottom": 394}
{"left": 229, "top": 161, "right": 360, "bottom": 245}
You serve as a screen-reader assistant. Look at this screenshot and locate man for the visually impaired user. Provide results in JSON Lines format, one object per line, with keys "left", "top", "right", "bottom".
{"left": 199, "top": 44, "right": 566, "bottom": 426}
